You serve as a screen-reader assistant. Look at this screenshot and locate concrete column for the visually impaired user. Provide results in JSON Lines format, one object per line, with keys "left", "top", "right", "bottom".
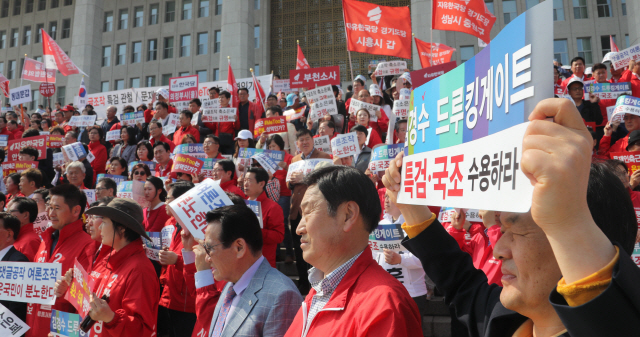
{"left": 628, "top": 0, "right": 640, "bottom": 47}
{"left": 68, "top": 0, "right": 104, "bottom": 97}
{"left": 219, "top": 1, "right": 253, "bottom": 79}
{"left": 410, "top": 0, "right": 448, "bottom": 69}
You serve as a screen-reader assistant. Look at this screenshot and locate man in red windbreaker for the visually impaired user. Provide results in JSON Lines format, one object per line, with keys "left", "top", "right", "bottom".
{"left": 212, "top": 159, "right": 246, "bottom": 198}
{"left": 149, "top": 121, "right": 176, "bottom": 153}
{"left": 243, "top": 167, "right": 285, "bottom": 267}
{"left": 26, "top": 184, "right": 95, "bottom": 337}
{"left": 284, "top": 166, "right": 421, "bottom": 337}
{"left": 236, "top": 88, "right": 264, "bottom": 135}
{"left": 8, "top": 197, "right": 42, "bottom": 262}
{"left": 172, "top": 110, "right": 200, "bottom": 144}
{"left": 560, "top": 56, "right": 591, "bottom": 91}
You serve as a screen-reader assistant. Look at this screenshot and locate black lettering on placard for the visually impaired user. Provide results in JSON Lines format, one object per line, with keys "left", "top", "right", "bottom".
{"left": 387, "top": 267, "right": 404, "bottom": 284}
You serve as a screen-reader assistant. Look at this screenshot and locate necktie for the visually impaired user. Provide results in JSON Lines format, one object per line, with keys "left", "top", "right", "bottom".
{"left": 210, "top": 286, "right": 236, "bottom": 337}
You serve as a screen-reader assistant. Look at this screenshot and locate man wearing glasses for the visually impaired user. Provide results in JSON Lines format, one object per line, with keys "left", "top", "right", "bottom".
{"left": 565, "top": 78, "right": 602, "bottom": 126}
{"left": 148, "top": 121, "right": 176, "bottom": 153}
{"left": 95, "top": 178, "right": 116, "bottom": 199}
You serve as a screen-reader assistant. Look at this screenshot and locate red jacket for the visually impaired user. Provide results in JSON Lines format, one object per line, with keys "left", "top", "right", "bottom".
{"left": 143, "top": 204, "right": 171, "bottom": 232}
{"left": 173, "top": 125, "right": 200, "bottom": 144}
{"left": 88, "top": 241, "right": 112, "bottom": 273}
{"left": 155, "top": 159, "right": 177, "bottom": 180}
{"left": 366, "top": 127, "right": 383, "bottom": 149}
{"left": 0, "top": 127, "right": 14, "bottom": 140}
{"left": 275, "top": 152, "right": 294, "bottom": 197}
{"left": 150, "top": 135, "right": 176, "bottom": 153}
{"left": 251, "top": 192, "right": 284, "bottom": 267}
{"left": 144, "top": 106, "right": 177, "bottom": 124}
{"left": 284, "top": 247, "right": 422, "bottom": 337}
{"left": 236, "top": 101, "right": 264, "bottom": 134}
{"left": 88, "top": 141, "right": 108, "bottom": 182}
{"left": 159, "top": 219, "right": 196, "bottom": 313}
{"left": 26, "top": 219, "right": 95, "bottom": 337}
{"left": 447, "top": 225, "right": 503, "bottom": 286}
{"left": 620, "top": 70, "right": 640, "bottom": 98}
{"left": 189, "top": 266, "right": 227, "bottom": 337}
{"left": 598, "top": 134, "right": 629, "bottom": 156}
{"left": 13, "top": 222, "right": 41, "bottom": 261}
{"left": 89, "top": 238, "right": 159, "bottom": 337}
{"left": 220, "top": 179, "right": 246, "bottom": 199}
{"left": 10, "top": 128, "right": 22, "bottom": 139}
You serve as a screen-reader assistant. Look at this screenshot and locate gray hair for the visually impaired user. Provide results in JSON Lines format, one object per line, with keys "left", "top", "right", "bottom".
{"left": 66, "top": 161, "right": 86, "bottom": 174}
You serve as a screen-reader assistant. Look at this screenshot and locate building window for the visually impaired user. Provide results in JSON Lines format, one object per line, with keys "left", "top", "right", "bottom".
{"left": 214, "top": 30, "right": 221, "bottom": 53}
{"left": 254, "top": 0, "right": 259, "bottom": 10}
{"left": 130, "top": 78, "right": 140, "bottom": 88}
{"left": 165, "top": 1, "right": 175, "bottom": 22}
{"left": 213, "top": 68, "right": 219, "bottom": 80}
{"left": 116, "top": 43, "right": 126, "bottom": 65}
{"left": 56, "top": 86, "right": 65, "bottom": 105}
{"left": 460, "top": 46, "right": 474, "bottom": 63}
{"left": 554, "top": 39, "right": 569, "bottom": 65}
{"left": 215, "top": 0, "right": 221, "bottom": 15}
{"left": 114, "top": 79, "right": 124, "bottom": 90}
{"left": 30, "top": 90, "right": 41, "bottom": 110}
{"left": 102, "top": 46, "right": 111, "bottom": 66}
{"left": 577, "top": 37, "right": 593, "bottom": 64}
{"left": 146, "top": 76, "right": 156, "bottom": 87}
{"left": 63, "top": 0, "right": 71, "bottom": 5}
{"left": 104, "top": 12, "right": 113, "bottom": 32}
{"left": 26, "top": 0, "right": 33, "bottom": 13}
{"left": 101, "top": 81, "right": 109, "bottom": 92}
{"left": 254, "top": 65, "right": 259, "bottom": 76}
{"left": 621, "top": 0, "right": 627, "bottom": 15}
{"left": 7, "top": 60, "right": 15, "bottom": 79}
{"left": 197, "top": 32, "right": 207, "bottom": 55}
{"left": 161, "top": 74, "right": 172, "bottom": 85}
{"left": 601, "top": 35, "right": 614, "bottom": 57}
{"left": 164, "top": 37, "right": 174, "bottom": 59}
{"left": 51, "top": 0, "right": 59, "bottom": 8}
{"left": 525, "top": 0, "right": 538, "bottom": 9}
{"left": 0, "top": 62, "right": 3, "bottom": 74}
{"left": 197, "top": 70, "right": 206, "bottom": 82}
{"left": 134, "top": 7, "right": 143, "bottom": 27}
{"left": 0, "top": 1, "right": 8, "bottom": 18}
{"left": 35, "top": 24, "right": 43, "bottom": 43}
{"left": 62, "top": 19, "right": 70, "bottom": 38}
{"left": 254, "top": 26, "right": 260, "bottom": 48}
{"left": 179, "top": 71, "right": 189, "bottom": 76}
{"left": 198, "top": 0, "right": 208, "bottom": 17}
{"left": 596, "top": 0, "right": 612, "bottom": 17}
{"left": 180, "top": 35, "right": 191, "bottom": 57}
{"left": 0, "top": 31, "right": 4, "bottom": 49}
{"left": 148, "top": 39, "right": 157, "bottom": 61}
{"left": 573, "top": 0, "right": 588, "bottom": 19}
{"left": 49, "top": 21, "right": 57, "bottom": 40}
{"left": 119, "top": 9, "right": 128, "bottom": 30}
{"left": 10, "top": 28, "right": 18, "bottom": 47}
{"left": 35, "top": 56, "right": 41, "bottom": 62}
{"left": 13, "top": 0, "right": 21, "bottom": 16}
{"left": 182, "top": 0, "right": 192, "bottom": 20}
{"left": 503, "top": 0, "right": 516, "bottom": 24}
{"left": 484, "top": 0, "right": 494, "bottom": 14}
{"left": 38, "top": 0, "right": 45, "bottom": 10}
{"left": 553, "top": 0, "right": 564, "bottom": 21}
{"left": 23, "top": 26, "right": 31, "bottom": 45}
{"left": 149, "top": 4, "right": 159, "bottom": 25}
{"left": 131, "top": 41, "right": 142, "bottom": 63}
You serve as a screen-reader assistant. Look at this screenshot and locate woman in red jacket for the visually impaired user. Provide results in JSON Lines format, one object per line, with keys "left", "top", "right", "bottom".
{"left": 87, "top": 126, "right": 108, "bottom": 184}
{"left": 142, "top": 176, "right": 170, "bottom": 232}
{"left": 355, "top": 108, "right": 383, "bottom": 148}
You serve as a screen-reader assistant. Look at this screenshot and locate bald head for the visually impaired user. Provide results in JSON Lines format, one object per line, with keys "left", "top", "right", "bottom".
{"left": 106, "top": 106, "right": 117, "bottom": 120}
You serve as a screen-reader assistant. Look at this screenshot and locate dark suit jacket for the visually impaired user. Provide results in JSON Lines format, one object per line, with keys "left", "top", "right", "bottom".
{"left": 0, "top": 246, "right": 29, "bottom": 322}
{"left": 577, "top": 100, "right": 603, "bottom": 125}
{"left": 403, "top": 218, "right": 640, "bottom": 336}
{"left": 354, "top": 146, "right": 371, "bottom": 173}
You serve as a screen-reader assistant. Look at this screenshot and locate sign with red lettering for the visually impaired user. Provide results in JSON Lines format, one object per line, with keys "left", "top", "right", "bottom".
{"left": 330, "top": 132, "right": 360, "bottom": 159}
{"left": 171, "top": 154, "right": 204, "bottom": 176}
{"left": 432, "top": 0, "right": 496, "bottom": 44}
{"left": 39, "top": 83, "right": 56, "bottom": 97}
{"left": 64, "top": 259, "right": 94, "bottom": 318}
{"left": 169, "top": 75, "right": 199, "bottom": 102}
{"left": 289, "top": 66, "right": 340, "bottom": 89}
{"left": 610, "top": 152, "right": 640, "bottom": 175}
{"left": 7, "top": 136, "right": 48, "bottom": 161}
{"left": 1, "top": 161, "right": 38, "bottom": 177}
{"left": 409, "top": 61, "right": 457, "bottom": 88}
{"left": 254, "top": 116, "right": 287, "bottom": 138}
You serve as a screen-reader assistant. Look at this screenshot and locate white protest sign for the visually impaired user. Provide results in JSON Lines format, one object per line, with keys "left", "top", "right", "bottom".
{"left": 86, "top": 151, "right": 95, "bottom": 163}
{"left": 0, "top": 303, "right": 29, "bottom": 336}
{"left": 163, "top": 113, "right": 181, "bottom": 135}
{"left": 283, "top": 108, "right": 305, "bottom": 122}
{"left": 0, "top": 262, "right": 61, "bottom": 304}
{"left": 9, "top": 85, "right": 32, "bottom": 106}
{"left": 373, "top": 60, "right": 408, "bottom": 77}
{"left": 392, "top": 98, "right": 410, "bottom": 118}
{"left": 349, "top": 98, "right": 381, "bottom": 122}
{"left": 611, "top": 95, "right": 640, "bottom": 121}
{"left": 437, "top": 207, "right": 483, "bottom": 223}
{"left": 167, "top": 179, "right": 234, "bottom": 240}
{"left": 202, "top": 98, "right": 220, "bottom": 109}
{"left": 305, "top": 84, "right": 338, "bottom": 121}
{"left": 314, "top": 135, "right": 332, "bottom": 153}
{"left": 251, "top": 153, "right": 279, "bottom": 174}
{"left": 83, "top": 189, "right": 97, "bottom": 205}
{"left": 202, "top": 108, "right": 237, "bottom": 123}
{"left": 121, "top": 111, "right": 145, "bottom": 126}
{"left": 173, "top": 101, "right": 190, "bottom": 111}
{"left": 52, "top": 152, "right": 64, "bottom": 168}
{"left": 273, "top": 79, "right": 291, "bottom": 93}
{"left": 607, "top": 105, "right": 624, "bottom": 124}
{"left": 0, "top": 135, "right": 8, "bottom": 147}
{"left": 285, "top": 158, "right": 334, "bottom": 182}
{"left": 61, "top": 142, "right": 87, "bottom": 162}
{"left": 330, "top": 132, "right": 360, "bottom": 159}
{"left": 143, "top": 226, "right": 175, "bottom": 261}
{"left": 105, "top": 130, "right": 121, "bottom": 141}
{"left": 368, "top": 222, "right": 404, "bottom": 253}
{"left": 33, "top": 211, "right": 50, "bottom": 236}
{"left": 610, "top": 44, "right": 640, "bottom": 70}
{"left": 68, "top": 115, "right": 97, "bottom": 127}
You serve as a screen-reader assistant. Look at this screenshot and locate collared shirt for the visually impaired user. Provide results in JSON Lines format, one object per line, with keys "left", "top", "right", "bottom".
{"left": 301, "top": 147, "right": 316, "bottom": 160}
{"left": 306, "top": 250, "right": 364, "bottom": 325}
{"left": 221, "top": 255, "right": 265, "bottom": 332}
{"left": 0, "top": 245, "right": 13, "bottom": 260}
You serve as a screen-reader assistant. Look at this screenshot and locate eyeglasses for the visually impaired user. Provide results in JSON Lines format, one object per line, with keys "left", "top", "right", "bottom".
{"left": 95, "top": 187, "right": 106, "bottom": 192}
{"left": 202, "top": 242, "right": 223, "bottom": 255}
{"left": 89, "top": 215, "right": 103, "bottom": 221}
{"left": 133, "top": 171, "right": 146, "bottom": 176}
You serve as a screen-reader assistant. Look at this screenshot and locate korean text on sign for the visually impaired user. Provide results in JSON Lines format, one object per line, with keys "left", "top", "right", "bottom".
{"left": 253, "top": 116, "right": 287, "bottom": 138}
{"left": 1, "top": 161, "right": 38, "bottom": 178}
{"left": 0, "top": 303, "right": 29, "bottom": 336}
{"left": 202, "top": 108, "right": 237, "bottom": 123}
{"left": 285, "top": 159, "right": 334, "bottom": 182}
{"left": 305, "top": 84, "right": 338, "bottom": 121}
{"left": 167, "top": 179, "right": 234, "bottom": 240}
{"left": 169, "top": 75, "right": 199, "bottom": 102}
{"left": 369, "top": 143, "right": 404, "bottom": 173}
{"left": 314, "top": 135, "right": 332, "bottom": 153}
{"left": 251, "top": 153, "right": 280, "bottom": 174}
{"left": 0, "top": 262, "right": 61, "bottom": 305}
{"left": 611, "top": 95, "right": 640, "bottom": 121}
{"left": 7, "top": 135, "right": 47, "bottom": 161}
{"left": 289, "top": 66, "right": 340, "bottom": 89}
{"left": 584, "top": 82, "right": 632, "bottom": 100}
{"left": 63, "top": 259, "right": 93, "bottom": 318}
{"left": 609, "top": 152, "right": 640, "bottom": 175}
{"left": 244, "top": 200, "right": 263, "bottom": 228}
{"left": 121, "top": 111, "right": 145, "bottom": 126}
{"left": 68, "top": 115, "right": 97, "bottom": 128}
{"left": 330, "top": 132, "right": 360, "bottom": 159}
{"left": 9, "top": 85, "right": 32, "bottom": 106}
{"left": 437, "top": 207, "right": 483, "bottom": 223}
{"left": 348, "top": 98, "right": 381, "bottom": 122}
{"left": 374, "top": 61, "right": 407, "bottom": 77}
{"left": 50, "top": 310, "right": 81, "bottom": 337}
{"left": 238, "top": 148, "right": 285, "bottom": 162}
{"left": 368, "top": 223, "right": 405, "bottom": 253}
{"left": 143, "top": 226, "right": 175, "bottom": 261}
{"left": 171, "top": 154, "right": 204, "bottom": 176}
{"left": 610, "top": 44, "right": 640, "bottom": 70}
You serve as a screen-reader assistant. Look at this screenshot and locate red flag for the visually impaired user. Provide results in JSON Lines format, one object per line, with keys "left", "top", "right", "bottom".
{"left": 432, "top": 0, "right": 496, "bottom": 44}
{"left": 342, "top": 0, "right": 412, "bottom": 59}
{"left": 21, "top": 58, "right": 56, "bottom": 83}
{"left": 41, "top": 28, "right": 87, "bottom": 76}
{"left": 227, "top": 59, "right": 239, "bottom": 108}
{"left": 610, "top": 35, "right": 619, "bottom": 52}
{"left": 0, "top": 73, "right": 8, "bottom": 98}
{"left": 251, "top": 70, "right": 267, "bottom": 111}
{"left": 414, "top": 37, "right": 456, "bottom": 68}
{"left": 296, "top": 43, "right": 311, "bottom": 70}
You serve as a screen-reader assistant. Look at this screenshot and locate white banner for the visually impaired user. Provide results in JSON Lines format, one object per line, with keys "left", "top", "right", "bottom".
{"left": 68, "top": 115, "right": 97, "bottom": 127}
{"left": 105, "top": 130, "right": 121, "bottom": 141}
{"left": 285, "top": 158, "right": 333, "bottom": 181}
{"left": 392, "top": 98, "right": 410, "bottom": 118}
{"left": 610, "top": 44, "right": 640, "bottom": 70}
{"left": 202, "top": 108, "right": 237, "bottom": 123}
{"left": 273, "top": 79, "right": 291, "bottom": 93}
{"left": 9, "top": 85, "right": 31, "bottom": 106}
{"left": 0, "top": 262, "right": 61, "bottom": 304}
{"left": 305, "top": 84, "right": 338, "bottom": 121}
{"left": 374, "top": 61, "right": 407, "bottom": 77}
{"left": 331, "top": 132, "right": 360, "bottom": 159}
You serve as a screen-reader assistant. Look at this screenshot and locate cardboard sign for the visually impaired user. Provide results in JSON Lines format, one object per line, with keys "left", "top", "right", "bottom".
{"left": 254, "top": 116, "right": 287, "bottom": 138}
{"left": 143, "top": 226, "right": 175, "bottom": 261}
{"left": 285, "top": 158, "right": 333, "bottom": 181}
{"left": 610, "top": 152, "right": 640, "bottom": 174}
{"left": 202, "top": 98, "right": 220, "bottom": 109}
{"left": 238, "top": 148, "right": 284, "bottom": 162}
{"left": 305, "top": 84, "right": 338, "bottom": 121}
{"left": 283, "top": 108, "right": 305, "bottom": 121}
{"left": 368, "top": 222, "right": 404, "bottom": 253}
{"left": 331, "top": 132, "right": 360, "bottom": 159}
{"left": 97, "top": 173, "right": 127, "bottom": 185}
{"left": 202, "top": 108, "right": 237, "bottom": 123}
{"left": 61, "top": 142, "right": 87, "bottom": 162}
{"left": 171, "top": 154, "right": 204, "bottom": 176}
{"left": 169, "top": 75, "right": 199, "bottom": 102}
{"left": 273, "top": 79, "right": 291, "bottom": 92}
{"left": 437, "top": 207, "right": 483, "bottom": 223}
{"left": 167, "top": 179, "right": 234, "bottom": 239}
{"left": 251, "top": 153, "right": 279, "bottom": 174}
{"left": 128, "top": 161, "right": 157, "bottom": 175}
{"left": 410, "top": 61, "right": 458, "bottom": 88}
{"left": 0, "top": 261, "right": 61, "bottom": 304}
{"left": 33, "top": 211, "right": 50, "bottom": 236}
{"left": 610, "top": 44, "right": 640, "bottom": 70}
{"left": 1, "top": 161, "right": 38, "bottom": 177}
{"left": 369, "top": 143, "right": 404, "bottom": 172}
{"left": 244, "top": 200, "right": 263, "bottom": 228}
{"left": 105, "top": 130, "right": 121, "bottom": 141}
{"left": 121, "top": 111, "right": 145, "bottom": 126}
{"left": 584, "top": 82, "right": 632, "bottom": 100}
{"left": 9, "top": 85, "right": 31, "bottom": 106}
{"left": 374, "top": 61, "right": 407, "bottom": 77}
{"left": 63, "top": 259, "right": 93, "bottom": 318}
{"left": 39, "top": 82, "right": 56, "bottom": 97}
{"left": 68, "top": 115, "right": 97, "bottom": 128}
{"left": 314, "top": 135, "right": 332, "bottom": 153}
{"left": 50, "top": 310, "right": 81, "bottom": 337}
{"left": 0, "top": 303, "right": 29, "bottom": 336}
{"left": 7, "top": 135, "right": 48, "bottom": 161}
{"left": 348, "top": 98, "right": 381, "bottom": 122}
{"left": 289, "top": 66, "right": 340, "bottom": 89}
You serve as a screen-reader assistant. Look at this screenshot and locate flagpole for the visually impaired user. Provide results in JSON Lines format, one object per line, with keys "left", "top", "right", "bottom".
{"left": 429, "top": 0, "right": 434, "bottom": 65}
{"left": 20, "top": 54, "right": 27, "bottom": 128}
{"left": 341, "top": 6, "right": 355, "bottom": 82}
{"left": 250, "top": 68, "right": 267, "bottom": 111}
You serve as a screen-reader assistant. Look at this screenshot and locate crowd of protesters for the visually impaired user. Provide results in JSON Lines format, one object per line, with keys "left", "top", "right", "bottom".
{"left": 0, "top": 55, "right": 638, "bottom": 337}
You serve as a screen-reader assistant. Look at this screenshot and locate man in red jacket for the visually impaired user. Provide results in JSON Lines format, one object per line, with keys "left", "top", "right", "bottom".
{"left": 26, "top": 184, "right": 95, "bottom": 337}
{"left": 8, "top": 197, "right": 41, "bottom": 262}
{"left": 561, "top": 56, "right": 590, "bottom": 91}
{"left": 212, "top": 159, "right": 246, "bottom": 198}
{"left": 172, "top": 110, "right": 200, "bottom": 143}
{"left": 243, "top": 167, "right": 284, "bottom": 267}
{"left": 284, "top": 166, "right": 422, "bottom": 337}
{"left": 236, "top": 88, "right": 264, "bottom": 135}
{"left": 149, "top": 121, "right": 176, "bottom": 153}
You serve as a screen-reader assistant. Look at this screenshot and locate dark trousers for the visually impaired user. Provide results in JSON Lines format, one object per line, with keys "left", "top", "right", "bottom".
{"left": 291, "top": 215, "right": 310, "bottom": 294}
{"left": 412, "top": 295, "right": 428, "bottom": 318}
{"left": 158, "top": 305, "right": 197, "bottom": 337}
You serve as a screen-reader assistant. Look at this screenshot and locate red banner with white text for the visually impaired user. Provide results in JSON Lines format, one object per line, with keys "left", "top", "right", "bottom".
{"left": 432, "top": 0, "right": 496, "bottom": 44}
{"left": 414, "top": 38, "right": 456, "bottom": 68}
{"left": 21, "top": 58, "right": 56, "bottom": 83}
